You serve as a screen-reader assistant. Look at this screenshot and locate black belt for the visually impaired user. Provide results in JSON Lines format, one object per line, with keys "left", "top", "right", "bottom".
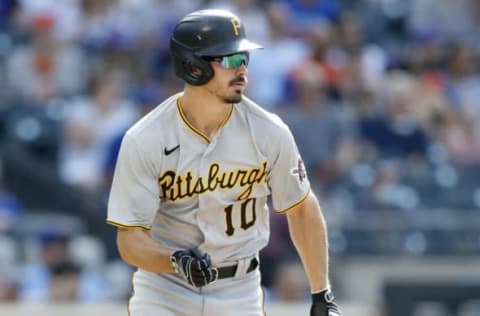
{"left": 216, "top": 257, "right": 259, "bottom": 280}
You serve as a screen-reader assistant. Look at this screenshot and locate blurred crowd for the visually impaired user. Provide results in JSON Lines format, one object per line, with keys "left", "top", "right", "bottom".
{"left": 0, "top": 0, "right": 480, "bottom": 305}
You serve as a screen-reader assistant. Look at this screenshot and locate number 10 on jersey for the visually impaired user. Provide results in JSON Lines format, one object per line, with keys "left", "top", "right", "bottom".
{"left": 224, "top": 198, "right": 257, "bottom": 236}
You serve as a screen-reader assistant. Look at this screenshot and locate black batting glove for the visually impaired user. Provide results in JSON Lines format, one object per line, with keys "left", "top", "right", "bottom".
{"left": 310, "top": 289, "right": 342, "bottom": 316}
{"left": 170, "top": 249, "right": 218, "bottom": 287}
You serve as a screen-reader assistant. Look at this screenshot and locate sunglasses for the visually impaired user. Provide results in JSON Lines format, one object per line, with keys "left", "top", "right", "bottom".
{"left": 204, "top": 52, "right": 249, "bottom": 69}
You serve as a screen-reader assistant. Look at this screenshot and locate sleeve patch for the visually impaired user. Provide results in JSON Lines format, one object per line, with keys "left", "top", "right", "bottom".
{"left": 290, "top": 157, "right": 307, "bottom": 184}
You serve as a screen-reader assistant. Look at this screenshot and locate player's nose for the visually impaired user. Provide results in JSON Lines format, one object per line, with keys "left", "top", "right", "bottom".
{"left": 235, "top": 63, "right": 248, "bottom": 75}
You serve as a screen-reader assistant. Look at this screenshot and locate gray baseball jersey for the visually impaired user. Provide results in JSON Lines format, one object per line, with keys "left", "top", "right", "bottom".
{"left": 107, "top": 92, "right": 310, "bottom": 265}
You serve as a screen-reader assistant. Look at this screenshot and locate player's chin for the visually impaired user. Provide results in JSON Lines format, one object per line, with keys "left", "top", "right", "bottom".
{"left": 222, "top": 91, "right": 243, "bottom": 104}
{"left": 230, "top": 86, "right": 245, "bottom": 98}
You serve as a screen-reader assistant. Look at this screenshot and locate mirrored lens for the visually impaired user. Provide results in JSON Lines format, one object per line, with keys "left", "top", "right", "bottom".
{"left": 219, "top": 53, "right": 249, "bottom": 68}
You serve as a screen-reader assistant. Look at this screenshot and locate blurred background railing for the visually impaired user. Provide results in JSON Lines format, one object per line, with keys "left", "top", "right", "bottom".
{"left": 1, "top": 1, "right": 480, "bottom": 315}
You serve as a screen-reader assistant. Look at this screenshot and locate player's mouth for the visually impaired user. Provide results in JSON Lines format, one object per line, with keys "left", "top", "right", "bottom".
{"left": 230, "top": 77, "right": 247, "bottom": 87}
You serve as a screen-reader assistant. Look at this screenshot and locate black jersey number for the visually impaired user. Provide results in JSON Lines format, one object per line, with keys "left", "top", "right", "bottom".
{"left": 224, "top": 198, "right": 257, "bottom": 236}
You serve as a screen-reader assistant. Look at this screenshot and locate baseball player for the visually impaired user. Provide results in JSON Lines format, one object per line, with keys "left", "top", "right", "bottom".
{"left": 107, "top": 9, "right": 341, "bottom": 316}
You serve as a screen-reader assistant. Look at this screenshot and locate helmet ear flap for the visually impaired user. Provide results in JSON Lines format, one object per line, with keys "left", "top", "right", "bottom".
{"left": 170, "top": 40, "right": 214, "bottom": 86}
{"left": 183, "top": 60, "right": 213, "bottom": 85}
{"left": 188, "top": 65, "right": 203, "bottom": 79}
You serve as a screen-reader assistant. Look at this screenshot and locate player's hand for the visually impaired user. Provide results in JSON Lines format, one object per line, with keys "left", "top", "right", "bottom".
{"left": 310, "top": 289, "right": 342, "bottom": 316}
{"left": 171, "top": 249, "right": 218, "bottom": 287}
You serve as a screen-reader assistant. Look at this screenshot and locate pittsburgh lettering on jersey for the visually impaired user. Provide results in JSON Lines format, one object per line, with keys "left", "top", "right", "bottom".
{"left": 158, "top": 161, "right": 267, "bottom": 201}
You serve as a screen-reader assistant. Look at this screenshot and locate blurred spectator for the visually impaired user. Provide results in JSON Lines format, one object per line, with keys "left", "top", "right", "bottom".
{"left": 283, "top": 0, "right": 341, "bottom": 36}
{"left": 247, "top": 1, "right": 309, "bottom": 109}
{"left": 0, "top": 0, "right": 19, "bottom": 32}
{"left": 359, "top": 71, "right": 430, "bottom": 159}
{"left": 367, "top": 159, "right": 419, "bottom": 210}
{"left": 285, "top": 19, "right": 346, "bottom": 102}
{"left": 18, "top": 230, "right": 107, "bottom": 302}
{"left": 336, "top": 10, "right": 364, "bottom": 53}
{"left": 260, "top": 208, "right": 296, "bottom": 288}
{"left": 345, "top": 0, "right": 407, "bottom": 46}
{"left": 16, "top": 0, "right": 82, "bottom": 43}
{"left": 5, "top": 12, "right": 88, "bottom": 105}
{"left": 78, "top": 0, "right": 142, "bottom": 79}
{"left": 0, "top": 272, "right": 17, "bottom": 301}
{"left": 438, "top": 109, "right": 480, "bottom": 166}
{"left": 338, "top": 49, "right": 379, "bottom": 119}
{"left": 267, "top": 259, "right": 310, "bottom": 302}
{"left": 403, "top": 32, "right": 445, "bottom": 95}
{"left": 409, "top": 0, "right": 475, "bottom": 44}
{"left": 413, "top": 95, "right": 450, "bottom": 149}
{"left": 443, "top": 42, "right": 480, "bottom": 122}
{"left": 59, "top": 71, "right": 138, "bottom": 191}
{"left": 0, "top": 157, "right": 24, "bottom": 233}
{"left": 48, "top": 261, "right": 82, "bottom": 301}
{"left": 280, "top": 66, "right": 357, "bottom": 191}
{"left": 77, "top": 0, "right": 117, "bottom": 51}
{"left": 103, "top": 80, "right": 164, "bottom": 188}
{"left": 0, "top": 194, "right": 23, "bottom": 233}
{"left": 78, "top": 0, "right": 200, "bottom": 82}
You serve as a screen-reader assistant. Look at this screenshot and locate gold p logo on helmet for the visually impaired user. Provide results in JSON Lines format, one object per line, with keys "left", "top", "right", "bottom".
{"left": 230, "top": 18, "right": 241, "bottom": 36}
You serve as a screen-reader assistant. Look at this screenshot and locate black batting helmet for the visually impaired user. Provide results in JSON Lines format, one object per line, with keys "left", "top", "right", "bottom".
{"left": 170, "top": 9, "right": 263, "bottom": 86}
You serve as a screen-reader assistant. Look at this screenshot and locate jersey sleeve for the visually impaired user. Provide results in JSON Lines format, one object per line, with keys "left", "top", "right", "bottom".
{"left": 267, "top": 122, "right": 310, "bottom": 213}
{"left": 107, "top": 133, "right": 160, "bottom": 229}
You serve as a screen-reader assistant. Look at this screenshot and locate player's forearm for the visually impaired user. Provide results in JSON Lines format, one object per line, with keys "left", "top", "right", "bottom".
{"left": 117, "top": 228, "right": 174, "bottom": 274}
{"left": 287, "top": 193, "right": 329, "bottom": 292}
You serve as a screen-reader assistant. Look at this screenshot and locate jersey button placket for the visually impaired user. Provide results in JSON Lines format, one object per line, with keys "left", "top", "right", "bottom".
{"left": 196, "top": 139, "right": 218, "bottom": 237}
{"left": 197, "top": 146, "right": 211, "bottom": 214}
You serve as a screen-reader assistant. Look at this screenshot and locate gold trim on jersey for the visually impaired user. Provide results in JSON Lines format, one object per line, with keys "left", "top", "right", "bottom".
{"left": 274, "top": 188, "right": 311, "bottom": 214}
{"left": 106, "top": 219, "right": 151, "bottom": 231}
{"left": 176, "top": 98, "right": 234, "bottom": 143}
{"left": 218, "top": 103, "right": 234, "bottom": 128}
{"left": 158, "top": 161, "right": 268, "bottom": 202}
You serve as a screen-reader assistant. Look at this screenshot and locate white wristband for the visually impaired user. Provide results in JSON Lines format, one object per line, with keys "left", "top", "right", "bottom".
{"left": 311, "top": 287, "right": 330, "bottom": 294}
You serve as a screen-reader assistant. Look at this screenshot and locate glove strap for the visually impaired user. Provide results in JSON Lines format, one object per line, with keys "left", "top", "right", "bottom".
{"left": 312, "top": 288, "right": 335, "bottom": 304}
{"left": 170, "top": 252, "right": 180, "bottom": 273}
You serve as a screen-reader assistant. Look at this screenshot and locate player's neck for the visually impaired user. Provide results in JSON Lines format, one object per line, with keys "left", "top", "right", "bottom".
{"left": 179, "top": 89, "right": 233, "bottom": 138}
